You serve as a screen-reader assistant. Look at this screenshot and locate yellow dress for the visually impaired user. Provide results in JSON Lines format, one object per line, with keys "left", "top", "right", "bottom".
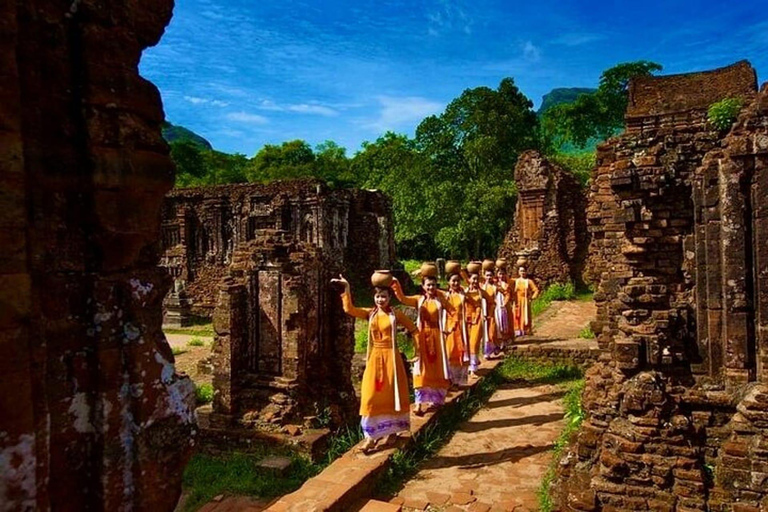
{"left": 392, "top": 282, "right": 452, "bottom": 405}
{"left": 513, "top": 278, "right": 540, "bottom": 336}
{"left": 463, "top": 288, "right": 492, "bottom": 372}
{"left": 444, "top": 290, "right": 469, "bottom": 385}
{"left": 341, "top": 292, "right": 417, "bottom": 438}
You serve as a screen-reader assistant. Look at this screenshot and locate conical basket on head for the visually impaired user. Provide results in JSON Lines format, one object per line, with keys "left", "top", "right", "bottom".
{"left": 420, "top": 262, "right": 438, "bottom": 279}
{"left": 445, "top": 260, "right": 461, "bottom": 276}
{"left": 371, "top": 270, "right": 393, "bottom": 288}
{"left": 466, "top": 261, "right": 482, "bottom": 275}
{"left": 482, "top": 259, "right": 495, "bottom": 272}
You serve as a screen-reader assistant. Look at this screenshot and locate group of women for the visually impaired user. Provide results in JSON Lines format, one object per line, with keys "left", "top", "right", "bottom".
{"left": 331, "top": 258, "right": 540, "bottom": 454}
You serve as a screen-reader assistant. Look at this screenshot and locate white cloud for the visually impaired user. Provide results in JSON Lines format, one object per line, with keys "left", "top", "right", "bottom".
{"left": 255, "top": 100, "right": 338, "bottom": 117}
{"left": 364, "top": 96, "right": 443, "bottom": 132}
{"left": 522, "top": 41, "right": 541, "bottom": 62}
{"left": 226, "top": 111, "right": 269, "bottom": 124}
{"left": 183, "top": 95, "right": 229, "bottom": 107}
{"left": 551, "top": 33, "right": 606, "bottom": 46}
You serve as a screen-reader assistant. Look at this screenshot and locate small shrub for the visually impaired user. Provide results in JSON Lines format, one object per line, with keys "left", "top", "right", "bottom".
{"left": 195, "top": 383, "right": 213, "bottom": 405}
{"left": 354, "top": 319, "right": 368, "bottom": 354}
{"left": 578, "top": 326, "right": 595, "bottom": 339}
{"left": 188, "top": 338, "right": 206, "bottom": 347}
{"left": 708, "top": 97, "right": 744, "bottom": 131}
{"left": 172, "top": 346, "right": 187, "bottom": 356}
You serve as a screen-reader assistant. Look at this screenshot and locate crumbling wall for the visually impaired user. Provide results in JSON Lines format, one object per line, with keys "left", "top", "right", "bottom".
{"left": 498, "top": 150, "right": 589, "bottom": 286}
{"left": 208, "top": 232, "right": 357, "bottom": 429}
{"left": 555, "top": 62, "right": 768, "bottom": 512}
{"left": 161, "top": 181, "right": 395, "bottom": 315}
{"left": 0, "top": 1, "right": 195, "bottom": 510}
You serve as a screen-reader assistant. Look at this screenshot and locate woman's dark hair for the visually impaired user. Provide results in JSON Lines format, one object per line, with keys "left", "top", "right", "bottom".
{"left": 373, "top": 286, "right": 391, "bottom": 295}
{"left": 422, "top": 275, "right": 437, "bottom": 285}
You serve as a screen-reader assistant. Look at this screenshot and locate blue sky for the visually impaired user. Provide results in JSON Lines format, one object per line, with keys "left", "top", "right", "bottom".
{"left": 140, "top": 0, "right": 768, "bottom": 156}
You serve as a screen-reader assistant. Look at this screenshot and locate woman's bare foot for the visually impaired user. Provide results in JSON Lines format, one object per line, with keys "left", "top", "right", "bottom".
{"left": 357, "top": 437, "right": 378, "bottom": 454}
{"left": 381, "top": 433, "right": 399, "bottom": 448}
{"left": 468, "top": 371, "right": 478, "bottom": 380}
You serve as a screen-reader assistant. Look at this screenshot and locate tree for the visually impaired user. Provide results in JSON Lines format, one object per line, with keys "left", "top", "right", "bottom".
{"left": 247, "top": 140, "right": 316, "bottom": 182}
{"left": 541, "top": 61, "right": 662, "bottom": 149}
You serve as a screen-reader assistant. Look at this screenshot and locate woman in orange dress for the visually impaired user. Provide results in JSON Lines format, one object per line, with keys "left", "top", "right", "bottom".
{"left": 331, "top": 273, "right": 418, "bottom": 453}
{"left": 513, "top": 266, "right": 540, "bottom": 336}
{"left": 391, "top": 270, "right": 453, "bottom": 415}
{"left": 480, "top": 260, "right": 500, "bottom": 358}
{"left": 443, "top": 267, "right": 469, "bottom": 387}
{"left": 464, "top": 262, "right": 494, "bottom": 378}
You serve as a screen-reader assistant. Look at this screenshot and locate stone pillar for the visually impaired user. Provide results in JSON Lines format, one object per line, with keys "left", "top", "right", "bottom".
{"left": 211, "top": 276, "right": 247, "bottom": 424}
{"left": 0, "top": 0, "right": 195, "bottom": 510}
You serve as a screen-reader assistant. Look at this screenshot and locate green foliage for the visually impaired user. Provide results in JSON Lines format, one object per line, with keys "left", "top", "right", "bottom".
{"left": 578, "top": 325, "right": 595, "bottom": 339}
{"left": 162, "top": 122, "right": 213, "bottom": 149}
{"left": 171, "top": 347, "right": 187, "bottom": 356}
{"left": 172, "top": 140, "right": 249, "bottom": 187}
{"left": 708, "top": 97, "right": 744, "bottom": 131}
{"left": 164, "top": 323, "right": 215, "bottom": 337}
{"left": 182, "top": 451, "right": 318, "bottom": 511}
{"left": 195, "top": 383, "right": 213, "bottom": 405}
{"left": 548, "top": 151, "right": 595, "bottom": 186}
{"left": 538, "top": 379, "right": 586, "bottom": 512}
{"left": 187, "top": 338, "right": 206, "bottom": 347}
{"left": 354, "top": 319, "right": 368, "bottom": 354}
{"left": 532, "top": 282, "right": 577, "bottom": 317}
{"left": 541, "top": 61, "right": 662, "bottom": 149}
{"left": 538, "top": 88, "right": 597, "bottom": 114}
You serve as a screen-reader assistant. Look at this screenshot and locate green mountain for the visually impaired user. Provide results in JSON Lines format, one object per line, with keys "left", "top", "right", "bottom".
{"left": 538, "top": 87, "right": 596, "bottom": 114}
{"left": 162, "top": 122, "right": 213, "bottom": 150}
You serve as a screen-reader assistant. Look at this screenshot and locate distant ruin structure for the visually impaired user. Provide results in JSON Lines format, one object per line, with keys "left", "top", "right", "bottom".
{"left": 160, "top": 181, "right": 395, "bottom": 319}
{"left": 556, "top": 61, "right": 768, "bottom": 511}
{"left": 0, "top": 0, "right": 195, "bottom": 510}
{"left": 498, "top": 150, "right": 589, "bottom": 285}
{"left": 160, "top": 181, "right": 396, "bottom": 431}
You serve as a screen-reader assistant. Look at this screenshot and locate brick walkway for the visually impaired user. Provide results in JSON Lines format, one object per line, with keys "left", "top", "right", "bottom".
{"left": 392, "top": 382, "right": 566, "bottom": 512}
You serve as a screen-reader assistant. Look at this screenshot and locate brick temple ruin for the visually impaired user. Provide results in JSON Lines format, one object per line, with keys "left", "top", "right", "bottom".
{"left": 556, "top": 61, "right": 768, "bottom": 511}
{"left": 0, "top": 0, "right": 195, "bottom": 510}
{"left": 498, "top": 149, "right": 589, "bottom": 285}
{"left": 159, "top": 182, "right": 396, "bottom": 433}
{"left": 160, "top": 181, "right": 395, "bottom": 320}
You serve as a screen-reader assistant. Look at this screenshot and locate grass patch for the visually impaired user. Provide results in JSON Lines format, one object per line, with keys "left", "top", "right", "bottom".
{"left": 497, "top": 356, "right": 582, "bottom": 385}
{"left": 187, "top": 337, "right": 206, "bottom": 347}
{"left": 578, "top": 325, "right": 595, "bottom": 339}
{"left": 164, "top": 321, "right": 215, "bottom": 337}
{"left": 182, "top": 451, "right": 319, "bottom": 511}
{"left": 355, "top": 319, "right": 368, "bottom": 354}
{"left": 532, "top": 282, "right": 577, "bottom": 317}
{"left": 538, "top": 379, "right": 586, "bottom": 512}
{"left": 195, "top": 383, "right": 213, "bottom": 405}
{"left": 172, "top": 346, "right": 188, "bottom": 356}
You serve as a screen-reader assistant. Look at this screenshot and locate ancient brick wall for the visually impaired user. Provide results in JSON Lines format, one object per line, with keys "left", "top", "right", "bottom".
{"left": 498, "top": 150, "right": 589, "bottom": 286}
{"left": 208, "top": 233, "right": 357, "bottom": 429}
{"left": 161, "top": 181, "right": 395, "bottom": 316}
{"left": 555, "top": 64, "right": 768, "bottom": 512}
{"left": 0, "top": 1, "right": 195, "bottom": 510}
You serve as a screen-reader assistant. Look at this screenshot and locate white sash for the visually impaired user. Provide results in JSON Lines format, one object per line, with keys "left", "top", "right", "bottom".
{"left": 367, "top": 308, "right": 402, "bottom": 412}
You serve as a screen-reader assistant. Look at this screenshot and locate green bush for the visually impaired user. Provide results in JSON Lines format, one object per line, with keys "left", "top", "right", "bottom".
{"left": 532, "top": 282, "right": 576, "bottom": 316}
{"left": 708, "top": 97, "right": 744, "bottom": 131}
{"left": 172, "top": 346, "right": 187, "bottom": 356}
{"left": 195, "top": 383, "right": 213, "bottom": 405}
{"left": 187, "top": 338, "right": 206, "bottom": 347}
{"left": 578, "top": 326, "right": 595, "bottom": 339}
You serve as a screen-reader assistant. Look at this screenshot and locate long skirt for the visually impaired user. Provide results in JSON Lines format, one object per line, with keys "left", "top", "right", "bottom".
{"left": 468, "top": 321, "right": 483, "bottom": 372}
{"left": 413, "top": 326, "right": 450, "bottom": 405}
{"left": 445, "top": 327, "right": 468, "bottom": 386}
{"left": 360, "top": 344, "right": 411, "bottom": 439}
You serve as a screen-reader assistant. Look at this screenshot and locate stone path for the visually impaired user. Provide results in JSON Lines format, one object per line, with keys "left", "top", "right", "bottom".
{"left": 391, "top": 383, "right": 565, "bottom": 512}
{"left": 531, "top": 299, "right": 596, "bottom": 343}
